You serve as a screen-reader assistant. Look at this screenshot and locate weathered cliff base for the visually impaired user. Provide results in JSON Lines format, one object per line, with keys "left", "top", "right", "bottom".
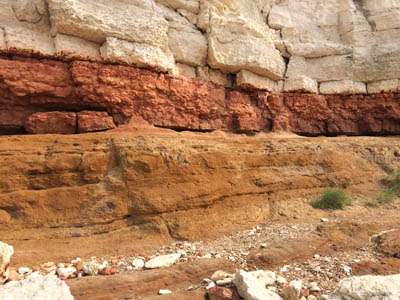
{"left": 0, "top": 55, "right": 399, "bottom": 136}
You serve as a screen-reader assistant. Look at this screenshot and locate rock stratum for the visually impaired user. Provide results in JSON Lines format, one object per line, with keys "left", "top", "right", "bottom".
{"left": 0, "top": 0, "right": 400, "bottom": 135}
{"left": 1, "top": 132, "right": 400, "bottom": 266}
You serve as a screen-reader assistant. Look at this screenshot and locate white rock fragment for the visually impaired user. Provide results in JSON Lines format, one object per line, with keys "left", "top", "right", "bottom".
{"left": 158, "top": 289, "right": 172, "bottom": 295}
{"left": 206, "top": 281, "right": 216, "bottom": 290}
{"left": 144, "top": 253, "right": 181, "bottom": 269}
{"left": 211, "top": 270, "right": 233, "bottom": 282}
{"left": 82, "top": 261, "right": 99, "bottom": 276}
{"left": 320, "top": 218, "right": 329, "bottom": 223}
{"left": 131, "top": 258, "right": 145, "bottom": 270}
{"left": 280, "top": 265, "right": 289, "bottom": 273}
{"left": 308, "top": 282, "right": 321, "bottom": 292}
{"left": 343, "top": 266, "right": 352, "bottom": 276}
{"left": 57, "top": 267, "right": 76, "bottom": 278}
{"left": 233, "top": 270, "right": 283, "bottom": 300}
{"left": 216, "top": 277, "right": 234, "bottom": 286}
{"left": 18, "top": 267, "right": 32, "bottom": 275}
{"left": 276, "top": 276, "right": 288, "bottom": 286}
{"left": 0, "top": 274, "right": 74, "bottom": 300}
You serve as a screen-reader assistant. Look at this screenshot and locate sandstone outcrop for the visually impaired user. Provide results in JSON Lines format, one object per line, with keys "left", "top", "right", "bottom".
{"left": 1, "top": 132, "right": 399, "bottom": 265}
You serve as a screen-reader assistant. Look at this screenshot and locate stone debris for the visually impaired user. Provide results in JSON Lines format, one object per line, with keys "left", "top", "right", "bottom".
{"left": 0, "top": 274, "right": 74, "bottom": 300}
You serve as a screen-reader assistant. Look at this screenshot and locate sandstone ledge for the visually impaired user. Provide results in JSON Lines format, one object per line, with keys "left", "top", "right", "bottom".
{"left": 0, "top": 56, "right": 399, "bottom": 137}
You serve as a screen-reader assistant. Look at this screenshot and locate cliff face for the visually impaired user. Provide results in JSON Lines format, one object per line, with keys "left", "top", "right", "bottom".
{"left": 0, "top": 0, "right": 400, "bottom": 135}
{"left": 1, "top": 133, "right": 399, "bottom": 244}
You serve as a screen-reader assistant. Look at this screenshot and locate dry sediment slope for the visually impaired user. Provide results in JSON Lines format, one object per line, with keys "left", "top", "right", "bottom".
{"left": 0, "top": 129, "right": 399, "bottom": 265}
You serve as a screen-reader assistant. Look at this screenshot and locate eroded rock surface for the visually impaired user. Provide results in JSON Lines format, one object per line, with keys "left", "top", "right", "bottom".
{"left": 0, "top": 57, "right": 399, "bottom": 136}
{"left": 0, "top": 0, "right": 400, "bottom": 99}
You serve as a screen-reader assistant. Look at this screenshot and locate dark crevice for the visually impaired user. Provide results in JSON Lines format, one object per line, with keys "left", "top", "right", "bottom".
{"left": 154, "top": 125, "right": 215, "bottom": 133}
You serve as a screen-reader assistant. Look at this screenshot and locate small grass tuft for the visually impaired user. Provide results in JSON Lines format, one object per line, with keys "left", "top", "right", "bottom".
{"left": 367, "top": 170, "right": 400, "bottom": 207}
{"left": 311, "top": 188, "right": 352, "bottom": 210}
{"left": 366, "top": 190, "right": 396, "bottom": 207}
{"left": 381, "top": 170, "right": 400, "bottom": 195}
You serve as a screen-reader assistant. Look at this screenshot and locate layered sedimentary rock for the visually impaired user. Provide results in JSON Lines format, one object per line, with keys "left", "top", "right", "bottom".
{"left": 0, "top": 57, "right": 399, "bottom": 136}
{"left": 0, "top": 133, "right": 399, "bottom": 243}
{"left": 0, "top": 0, "right": 400, "bottom": 136}
{"left": 1, "top": 0, "right": 399, "bottom": 91}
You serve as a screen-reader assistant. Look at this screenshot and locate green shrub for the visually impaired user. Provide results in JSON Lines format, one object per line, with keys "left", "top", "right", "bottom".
{"left": 311, "top": 188, "right": 352, "bottom": 210}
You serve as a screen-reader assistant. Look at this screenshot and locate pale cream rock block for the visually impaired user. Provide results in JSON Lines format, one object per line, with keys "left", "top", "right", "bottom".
{"left": 48, "top": 0, "right": 169, "bottom": 47}
{"left": 11, "top": 0, "right": 46, "bottom": 23}
{"left": 319, "top": 80, "right": 367, "bottom": 95}
{"left": 208, "top": 33, "right": 285, "bottom": 80}
{"left": 100, "top": 37, "right": 175, "bottom": 72}
{"left": 268, "top": 5, "right": 293, "bottom": 29}
{"left": 367, "top": 79, "right": 399, "bottom": 93}
{"left": 156, "top": 0, "right": 200, "bottom": 14}
{"left": 54, "top": 34, "right": 101, "bottom": 61}
{"left": 236, "top": 70, "right": 281, "bottom": 91}
{"left": 172, "top": 63, "right": 197, "bottom": 78}
{"left": 4, "top": 26, "right": 55, "bottom": 56}
{"left": 370, "top": 10, "right": 400, "bottom": 31}
{"left": 363, "top": 0, "right": 400, "bottom": 12}
{"left": 177, "top": 9, "right": 198, "bottom": 25}
{"left": 285, "top": 41, "right": 352, "bottom": 58}
{"left": 284, "top": 76, "right": 318, "bottom": 93}
{"left": 0, "top": 28, "right": 6, "bottom": 50}
{"left": 286, "top": 55, "right": 353, "bottom": 82}
{"left": 168, "top": 27, "right": 207, "bottom": 67}
{"left": 197, "top": 66, "right": 232, "bottom": 87}
{"left": 204, "top": 0, "right": 285, "bottom": 80}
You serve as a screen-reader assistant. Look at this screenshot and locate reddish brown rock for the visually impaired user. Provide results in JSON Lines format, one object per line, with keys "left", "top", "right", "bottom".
{"left": 208, "top": 286, "right": 237, "bottom": 300}
{"left": 373, "top": 230, "right": 400, "bottom": 257}
{"left": 25, "top": 112, "right": 76, "bottom": 134}
{"left": 1, "top": 56, "right": 400, "bottom": 136}
{"left": 77, "top": 111, "right": 116, "bottom": 133}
